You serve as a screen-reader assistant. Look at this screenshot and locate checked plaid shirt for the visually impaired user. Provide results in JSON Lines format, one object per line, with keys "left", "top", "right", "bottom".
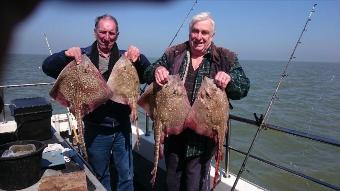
{"left": 144, "top": 41, "right": 250, "bottom": 157}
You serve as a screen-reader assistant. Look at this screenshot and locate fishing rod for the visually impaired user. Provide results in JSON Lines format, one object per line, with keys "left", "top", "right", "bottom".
{"left": 43, "top": 33, "right": 81, "bottom": 146}
{"left": 168, "top": 0, "right": 198, "bottom": 47}
{"left": 43, "top": 33, "right": 53, "bottom": 55}
{"left": 140, "top": 0, "right": 198, "bottom": 94}
{"left": 231, "top": 4, "right": 317, "bottom": 191}
{"left": 43, "top": 33, "right": 119, "bottom": 175}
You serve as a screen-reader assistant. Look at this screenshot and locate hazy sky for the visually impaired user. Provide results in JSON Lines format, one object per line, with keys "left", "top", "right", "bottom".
{"left": 8, "top": 0, "right": 340, "bottom": 62}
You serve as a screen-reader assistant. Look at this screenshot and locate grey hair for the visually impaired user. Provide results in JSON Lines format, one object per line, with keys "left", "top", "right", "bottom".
{"left": 94, "top": 14, "right": 119, "bottom": 33}
{"left": 189, "top": 12, "right": 215, "bottom": 33}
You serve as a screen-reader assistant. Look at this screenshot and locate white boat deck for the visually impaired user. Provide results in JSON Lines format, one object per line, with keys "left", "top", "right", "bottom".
{"left": 0, "top": 113, "right": 267, "bottom": 191}
{"left": 0, "top": 121, "right": 17, "bottom": 133}
{"left": 0, "top": 113, "right": 105, "bottom": 191}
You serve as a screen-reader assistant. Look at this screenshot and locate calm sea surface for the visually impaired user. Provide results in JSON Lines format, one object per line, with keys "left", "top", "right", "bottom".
{"left": 1, "top": 54, "right": 339, "bottom": 191}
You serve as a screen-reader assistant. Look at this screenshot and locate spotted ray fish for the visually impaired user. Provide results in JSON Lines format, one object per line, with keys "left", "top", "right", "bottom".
{"left": 50, "top": 55, "right": 112, "bottom": 159}
{"left": 138, "top": 75, "right": 191, "bottom": 186}
{"left": 184, "top": 76, "right": 229, "bottom": 188}
{"left": 106, "top": 55, "right": 140, "bottom": 145}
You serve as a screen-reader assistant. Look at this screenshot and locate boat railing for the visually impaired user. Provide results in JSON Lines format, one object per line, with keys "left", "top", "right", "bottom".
{"left": 139, "top": 110, "right": 340, "bottom": 190}
{"left": 226, "top": 115, "right": 340, "bottom": 191}
{"left": 1, "top": 82, "right": 340, "bottom": 190}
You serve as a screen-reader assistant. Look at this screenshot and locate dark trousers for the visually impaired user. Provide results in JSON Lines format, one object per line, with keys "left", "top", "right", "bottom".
{"left": 164, "top": 135, "right": 212, "bottom": 191}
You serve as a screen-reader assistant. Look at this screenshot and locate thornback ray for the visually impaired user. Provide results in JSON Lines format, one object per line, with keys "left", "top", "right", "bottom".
{"left": 49, "top": 54, "right": 112, "bottom": 160}
{"left": 184, "top": 76, "right": 229, "bottom": 188}
{"left": 106, "top": 55, "right": 140, "bottom": 147}
{"left": 138, "top": 74, "right": 191, "bottom": 187}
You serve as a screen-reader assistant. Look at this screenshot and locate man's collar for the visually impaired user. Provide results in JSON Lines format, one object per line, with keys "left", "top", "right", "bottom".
{"left": 96, "top": 42, "right": 113, "bottom": 58}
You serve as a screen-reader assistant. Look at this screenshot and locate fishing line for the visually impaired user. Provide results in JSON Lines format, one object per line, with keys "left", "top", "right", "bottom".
{"left": 231, "top": 4, "right": 317, "bottom": 191}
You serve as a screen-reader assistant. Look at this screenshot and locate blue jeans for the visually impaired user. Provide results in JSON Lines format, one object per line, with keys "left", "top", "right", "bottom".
{"left": 84, "top": 117, "right": 134, "bottom": 191}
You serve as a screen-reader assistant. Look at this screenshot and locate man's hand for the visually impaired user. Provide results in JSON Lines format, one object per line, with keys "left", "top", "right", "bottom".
{"left": 125, "top": 45, "right": 140, "bottom": 63}
{"left": 214, "top": 71, "right": 231, "bottom": 90}
{"left": 65, "top": 47, "right": 82, "bottom": 64}
{"left": 155, "top": 66, "right": 169, "bottom": 86}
